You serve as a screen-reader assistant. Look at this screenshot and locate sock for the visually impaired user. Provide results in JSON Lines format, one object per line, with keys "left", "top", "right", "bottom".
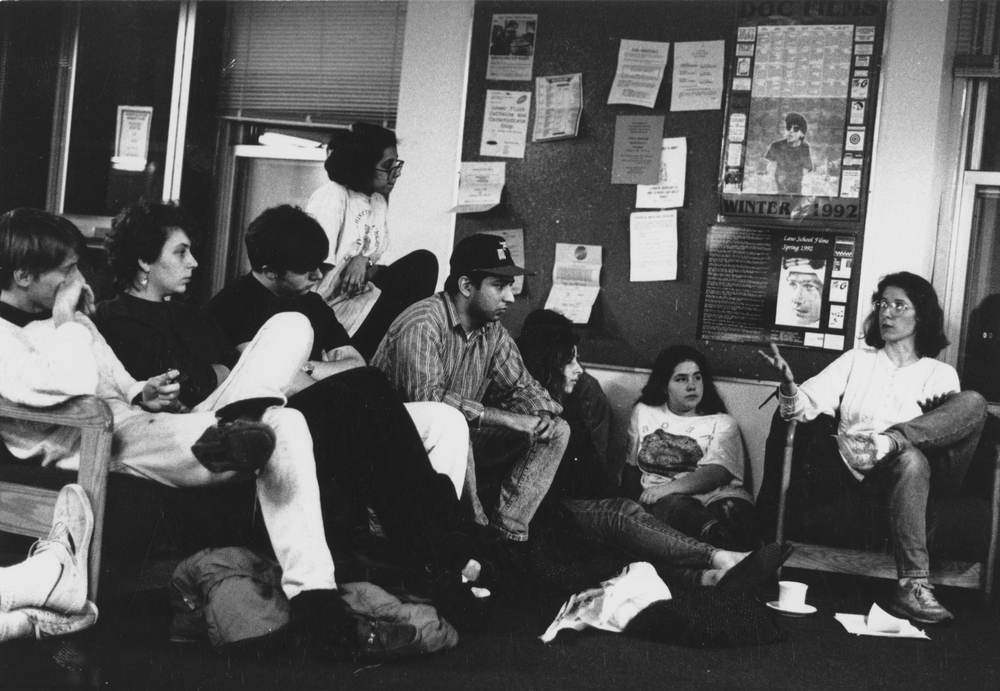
{"left": 0, "top": 611, "right": 33, "bottom": 642}
{"left": 0, "top": 550, "right": 63, "bottom": 612}
{"left": 874, "top": 434, "right": 898, "bottom": 460}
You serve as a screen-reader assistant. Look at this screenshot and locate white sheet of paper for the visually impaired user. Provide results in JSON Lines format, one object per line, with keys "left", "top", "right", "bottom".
{"left": 671, "top": 40, "right": 725, "bottom": 111}
{"left": 488, "top": 229, "right": 526, "bottom": 295}
{"left": 607, "top": 39, "right": 670, "bottom": 108}
{"left": 834, "top": 604, "right": 929, "bottom": 639}
{"left": 481, "top": 90, "right": 531, "bottom": 159}
{"left": 533, "top": 73, "right": 583, "bottom": 141}
{"left": 630, "top": 211, "right": 677, "bottom": 282}
{"left": 636, "top": 137, "right": 687, "bottom": 209}
{"left": 448, "top": 162, "right": 506, "bottom": 214}
{"left": 544, "top": 243, "right": 602, "bottom": 324}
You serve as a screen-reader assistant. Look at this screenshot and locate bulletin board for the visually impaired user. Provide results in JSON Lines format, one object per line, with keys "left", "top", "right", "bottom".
{"left": 455, "top": 0, "right": 883, "bottom": 381}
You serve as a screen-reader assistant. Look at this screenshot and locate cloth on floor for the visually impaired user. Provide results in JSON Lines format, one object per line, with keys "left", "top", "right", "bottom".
{"left": 540, "top": 562, "right": 671, "bottom": 643}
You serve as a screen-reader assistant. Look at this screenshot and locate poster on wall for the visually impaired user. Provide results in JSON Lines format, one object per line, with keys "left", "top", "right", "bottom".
{"left": 698, "top": 224, "right": 857, "bottom": 351}
{"left": 718, "top": 1, "right": 886, "bottom": 228}
{"left": 487, "top": 14, "right": 538, "bottom": 81}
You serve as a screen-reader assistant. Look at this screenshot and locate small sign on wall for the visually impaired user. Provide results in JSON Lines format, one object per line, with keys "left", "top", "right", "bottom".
{"left": 114, "top": 105, "right": 153, "bottom": 171}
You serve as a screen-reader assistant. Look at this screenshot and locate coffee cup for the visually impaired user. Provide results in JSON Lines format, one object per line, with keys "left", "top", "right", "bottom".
{"left": 777, "top": 581, "right": 808, "bottom": 610}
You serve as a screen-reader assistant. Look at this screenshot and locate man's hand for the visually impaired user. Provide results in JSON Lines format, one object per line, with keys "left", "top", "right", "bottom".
{"left": 142, "top": 369, "right": 184, "bottom": 412}
{"left": 52, "top": 275, "right": 95, "bottom": 327}
{"left": 336, "top": 256, "right": 369, "bottom": 297}
{"left": 532, "top": 414, "right": 555, "bottom": 442}
{"left": 484, "top": 408, "right": 554, "bottom": 442}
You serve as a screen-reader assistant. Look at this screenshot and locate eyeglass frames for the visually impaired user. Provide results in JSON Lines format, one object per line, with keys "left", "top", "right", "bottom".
{"left": 873, "top": 299, "right": 911, "bottom": 316}
{"left": 375, "top": 160, "right": 404, "bottom": 177}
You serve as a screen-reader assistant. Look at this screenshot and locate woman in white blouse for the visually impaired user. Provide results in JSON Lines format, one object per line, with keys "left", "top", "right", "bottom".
{"left": 759, "top": 271, "right": 986, "bottom": 625}
{"left": 306, "top": 122, "right": 437, "bottom": 360}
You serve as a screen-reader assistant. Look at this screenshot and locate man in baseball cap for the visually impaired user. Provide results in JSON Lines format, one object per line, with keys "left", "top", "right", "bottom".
{"left": 372, "top": 234, "right": 567, "bottom": 542}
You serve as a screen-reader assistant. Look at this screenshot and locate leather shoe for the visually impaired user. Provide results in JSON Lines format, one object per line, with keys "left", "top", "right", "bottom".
{"left": 192, "top": 419, "right": 276, "bottom": 473}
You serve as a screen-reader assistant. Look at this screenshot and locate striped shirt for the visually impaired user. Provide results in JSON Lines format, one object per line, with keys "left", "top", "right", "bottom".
{"left": 372, "top": 292, "right": 561, "bottom": 424}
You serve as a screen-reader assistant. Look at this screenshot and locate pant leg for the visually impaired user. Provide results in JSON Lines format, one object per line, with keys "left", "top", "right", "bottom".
{"left": 352, "top": 250, "right": 439, "bottom": 360}
{"left": 286, "top": 368, "right": 467, "bottom": 553}
{"left": 561, "top": 497, "right": 716, "bottom": 570}
{"left": 649, "top": 494, "right": 717, "bottom": 540}
{"left": 195, "top": 312, "right": 312, "bottom": 411}
{"left": 883, "top": 390, "right": 987, "bottom": 497}
{"left": 403, "top": 402, "right": 467, "bottom": 499}
{"left": 471, "top": 418, "right": 568, "bottom": 541}
{"left": 870, "top": 446, "right": 932, "bottom": 578}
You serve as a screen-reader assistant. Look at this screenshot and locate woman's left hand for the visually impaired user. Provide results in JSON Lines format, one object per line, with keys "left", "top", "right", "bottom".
{"left": 338, "top": 255, "right": 369, "bottom": 297}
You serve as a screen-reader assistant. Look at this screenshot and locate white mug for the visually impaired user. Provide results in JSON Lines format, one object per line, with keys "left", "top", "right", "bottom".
{"left": 777, "top": 581, "right": 808, "bottom": 610}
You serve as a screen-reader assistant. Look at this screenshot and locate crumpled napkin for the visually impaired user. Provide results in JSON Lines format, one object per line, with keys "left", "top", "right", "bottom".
{"left": 834, "top": 603, "right": 929, "bottom": 639}
{"left": 540, "top": 562, "right": 671, "bottom": 643}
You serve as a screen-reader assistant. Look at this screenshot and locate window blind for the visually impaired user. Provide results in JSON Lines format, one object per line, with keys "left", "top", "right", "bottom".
{"left": 955, "top": 0, "right": 1000, "bottom": 78}
{"left": 219, "top": 1, "right": 406, "bottom": 127}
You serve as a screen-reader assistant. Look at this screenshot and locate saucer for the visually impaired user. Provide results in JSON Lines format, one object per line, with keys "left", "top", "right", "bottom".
{"left": 766, "top": 601, "right": 817, "bottom": 616}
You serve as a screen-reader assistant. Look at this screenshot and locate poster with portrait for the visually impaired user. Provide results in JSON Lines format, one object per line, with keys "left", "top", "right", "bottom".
{"left": 698, "top": 225, "right": 858, "bottom": 351}
{"left": 718, "top": 2, "right": 886, "bottom": 228}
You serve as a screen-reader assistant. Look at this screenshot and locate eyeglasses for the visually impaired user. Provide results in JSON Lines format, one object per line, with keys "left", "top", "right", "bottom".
{"left": 873, "top": 299, "right": 911, "bottom": 316}
{"left": 375, "top": 160, "right": 404, "bottom": 178}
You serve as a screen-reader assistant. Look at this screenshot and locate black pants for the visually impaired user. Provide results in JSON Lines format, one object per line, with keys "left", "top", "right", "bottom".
{"left": 351, "top": 250, "right": 438, "bottom": 360}
{"left": 286, "top": 367, "right": 467, "bottom": 557}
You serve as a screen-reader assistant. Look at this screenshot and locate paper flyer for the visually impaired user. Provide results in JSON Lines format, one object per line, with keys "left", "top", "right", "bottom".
{"left": 544, "top": 243, "right": 603, "bottom": 324}
{"left": 533, "top": 73, "right": 583, "bottom": 142}
{"left": 636, "top": 137, "right": 687, "bottom": 209}
{"left": 671, "top": 40, "right": 725, "bottom": 111}
{"left": 630, "top": 210, "right": 677, "bottom": 282}
{"left": 486, "top": 14, "right": 537, "bottom": 81}
{"left": 481, "top": 90, "right": 531, "bottom": 159}
{"left": 611, "top": 115, "right": 664, "bottom": 185}
{"left": 448, "top": 162, "right": 506, "bottom": 214}
{"left": 607, "top": 39, "right": 670, "bottom": 108}
{"left": 488, "top": 229, "right": 526, "bottom": 295}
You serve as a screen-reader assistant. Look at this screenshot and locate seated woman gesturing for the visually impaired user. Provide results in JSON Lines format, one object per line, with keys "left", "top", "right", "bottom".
{"left": 306, "top": 122, "right": 438, "bottom": 359}
{"left": 623, "top": 346, "right": 758, "bottom": 553}
{"left": 758, "top": 271, "right": 987, "bottom": 625}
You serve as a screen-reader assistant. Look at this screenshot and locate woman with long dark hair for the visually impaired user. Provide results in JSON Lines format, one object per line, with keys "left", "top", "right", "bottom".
{"left": 758, "top": 271, "right": 987, "bottom": 624}
{"left": 306, "top": 122, "right": 438, "bottom": 359}
{"left": 623, "top": 345, "right": 758, "bottom": 552}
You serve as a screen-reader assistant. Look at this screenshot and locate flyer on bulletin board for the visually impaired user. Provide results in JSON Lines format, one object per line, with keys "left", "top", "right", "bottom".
{"left": 717, "top": 1, "right": 885, "bottom": 228}
{"left": 698, "top": 224, "right": 856, "bottom": 351}
{"left": 487, "top": 14, "right": 538, "bottom": 81}
{"left": 481, "top": 90, "right": 531, "bottom": 158}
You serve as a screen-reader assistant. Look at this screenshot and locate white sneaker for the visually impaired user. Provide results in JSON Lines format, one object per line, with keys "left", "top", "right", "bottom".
{"left": 20, "top": 601, "right": 99, "bottom": 639}
{"left": 0, "top": 611, "right": 33, "bottom": 641}
{"left": 28, "top": 484, "right": 94, "bottom": 614}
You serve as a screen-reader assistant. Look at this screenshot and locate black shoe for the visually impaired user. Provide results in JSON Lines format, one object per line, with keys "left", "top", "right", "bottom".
{"left": 717, "top": 543, "right": 794, "bottom": 593}
{"left": 288, "top": 589, "right": 359, "bottom": 658}
{"left": 356, "top": 619, "right": 420, "bottom": 662}
{"left": 192, "top": 420, "right": 276, "bottom": 473}
{"left": 216, "top": 397, "right": 284, "bottom": 423}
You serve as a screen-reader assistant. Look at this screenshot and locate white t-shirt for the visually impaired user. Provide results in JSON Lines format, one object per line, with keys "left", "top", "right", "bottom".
{"left": 626, "top": 403, "right": 752, "bottom": 506}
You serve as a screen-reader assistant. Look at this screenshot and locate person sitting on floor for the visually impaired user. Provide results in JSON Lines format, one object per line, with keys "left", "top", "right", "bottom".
{"left": 0, "top": 208, "right": 370, "bottom": 655}
{"left": 372, "top": 234, "right": 569, "bottom": 544}
{"left": 306, "top": 122, "right": 438, "bottom": 360}
{"left": 623, "top": 346, "right": 760, "bottom": 552}
{"left": 515, "top": 312, "right": 788, "bottom": 591}
{"left": 0, "top": 485, "right": 98, "bottom": 642}
{"left": 757, "top": 272, "right": 987, "bottom": 624}
{"left": 94, "top": 201, "right": 482, "bottom": 585}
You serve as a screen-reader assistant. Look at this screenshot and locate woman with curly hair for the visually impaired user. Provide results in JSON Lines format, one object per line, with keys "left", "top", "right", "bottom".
{"left": 758, "top": 271, "right": 987, "bottom": 624}
{"left": 306, "top": 122, "right": 438, "bottom": 359}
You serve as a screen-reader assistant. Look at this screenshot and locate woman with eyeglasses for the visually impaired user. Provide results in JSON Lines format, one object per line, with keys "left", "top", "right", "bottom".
{"left": 758, "top": 271, "right": 987, "bottom": 625}
{"left": 306, "top": 122, "right": 438, "bottom": 359}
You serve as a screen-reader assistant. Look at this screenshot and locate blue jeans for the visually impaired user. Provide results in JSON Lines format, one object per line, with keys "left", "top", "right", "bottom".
{"left": 471, "top": 418, "right": 568, "bottom": 541}
{"left": 560, "top": 497, "right": 716, "bottom": 589}
{"left": 876, "top": 390, "right": 987, "bottom": 578}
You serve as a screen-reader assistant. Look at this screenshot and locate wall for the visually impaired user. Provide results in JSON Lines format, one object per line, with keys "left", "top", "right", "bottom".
{"left": 388, "top": 0, "right": 475, "bottom": 286}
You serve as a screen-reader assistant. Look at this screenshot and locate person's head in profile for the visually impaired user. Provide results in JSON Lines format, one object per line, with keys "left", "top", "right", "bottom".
{"left": 780, "top": 257, "right": 825, "bottom": 327}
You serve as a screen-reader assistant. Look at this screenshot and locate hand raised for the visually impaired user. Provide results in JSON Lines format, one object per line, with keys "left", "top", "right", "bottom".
{"left": 757, "top": 342, "right": 796, "bottom": 387}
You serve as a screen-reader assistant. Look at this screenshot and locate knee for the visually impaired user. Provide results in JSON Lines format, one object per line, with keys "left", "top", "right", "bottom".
{"left": 550, "top": 416, "right": 570, "bottom": 443}
{"left": 260, "top": 312, "right": 314, "bottom": 353}
{"left": 952, "top": 390, "right": 987, "bottom": 420}
{"left": 262, "top": 406, "right": 311, "bottom": 441}
{"left": 884, "top": 446, "right": 930, "bottom": 483}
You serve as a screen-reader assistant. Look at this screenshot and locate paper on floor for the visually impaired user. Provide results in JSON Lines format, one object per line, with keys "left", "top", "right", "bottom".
{"left": 834, "top": 603, "right": 929, "bottom": 639}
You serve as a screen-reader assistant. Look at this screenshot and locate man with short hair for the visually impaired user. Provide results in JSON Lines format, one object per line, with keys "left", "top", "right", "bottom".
{"left": 765, "top": 112, "right": 814, "bottom": 195}
{"left": 209, "top": 205, "right": 476, "bottom": 562}
{"left": 372, "top": 234, "right": 569, "bottom": 542}
{"left": 778, "top": 257, "right": 825, "bottom": 328}
{"left": 0, "top": 208, "right": 366, "bottom": 653}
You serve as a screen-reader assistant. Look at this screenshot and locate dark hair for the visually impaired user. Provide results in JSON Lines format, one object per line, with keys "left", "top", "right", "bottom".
{"left": 785, "top": 112, "right": 808, "bottom": 133}
{"left": 0, "top": 208, "right": 85, "bottom": 290}
{"left": 638, "top": 345, "right": 727, "bottom": 415}
{"left": 522, "top": 308, "right": 571, "bottom": 331}
{"left": 863, "top": 271, "right": 948, "bottom": 357}
{"left": 443, "top": 271, "right": 504, "bottom": 295}
{"left": 245, "top": 205, "right": 329, "bottom": 274}
{"left": 105, "top": 201, "right": 193, "bottom": 294}
{"left": 516, "top": 320, "right": 579, "bottom": 404}
{"left": 323, "top": 122, "right": 398, "bottom": 195}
